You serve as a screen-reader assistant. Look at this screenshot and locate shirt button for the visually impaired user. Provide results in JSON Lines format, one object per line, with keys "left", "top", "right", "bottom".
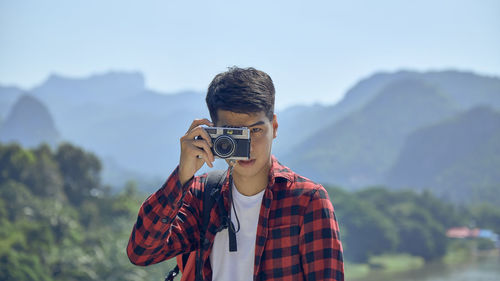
{"left": 161, "top": 218, "right": 169, "bottom": 223}
{"left": 203, "top": 238, "right": 210, "bottom": 249}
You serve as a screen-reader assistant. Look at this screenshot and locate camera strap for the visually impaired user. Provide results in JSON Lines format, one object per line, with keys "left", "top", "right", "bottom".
{"left": 227, "top": 162, "right": 240, "bottom": 252}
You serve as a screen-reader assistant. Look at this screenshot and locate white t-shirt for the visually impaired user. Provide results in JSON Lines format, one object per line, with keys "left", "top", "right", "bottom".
{"left": 209, "top": 183, "right": 265, "bottom": 281}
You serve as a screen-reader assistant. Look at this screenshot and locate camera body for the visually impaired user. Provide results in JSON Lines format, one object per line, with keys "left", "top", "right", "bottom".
{"left": 204, "top": 127, "right": 251, "bottom": 160}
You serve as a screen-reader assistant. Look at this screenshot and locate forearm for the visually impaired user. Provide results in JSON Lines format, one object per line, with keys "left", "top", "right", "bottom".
{"left": 127, "top": 167, "right": 198, "bottom": 265}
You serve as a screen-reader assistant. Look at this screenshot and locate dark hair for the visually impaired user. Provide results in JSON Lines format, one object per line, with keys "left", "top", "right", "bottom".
{"left": 206, "top": 67, "right": 275, "bottom": 124}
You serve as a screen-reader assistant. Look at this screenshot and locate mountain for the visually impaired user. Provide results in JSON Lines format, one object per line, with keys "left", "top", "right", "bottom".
{"left": 0, "top": 95, "right": 60, "bottom": 147}
{"left": 274, "top": 72, "right": 421, "bottom": 157}
{"left": 34, "top": 72, "right": 146, "bottom": 106}
{"left": 385, "top": 106, "right": 500, "bottom": 205}
{"left": 420, "top": 71, "right": 500, "bottom": 109}
{"left": 335, "top": 70, "right": 500, "bottom": 113}
{"left": 282, "top": 78, "right": 458, "bottom": 187}
{"left": 28, "top": 72, "right": 208, "bottom": 187}
{"left": 0, "top": 85, "right": 24, "bottom": 121}
{"left": 273, "top": 104, "right": 332, "bottom": 157}
{"left": 2, "top": 69, "right": 499, "bottom": 196}
{"left": 275, "top": 70, "right": 500, "bottom": 159}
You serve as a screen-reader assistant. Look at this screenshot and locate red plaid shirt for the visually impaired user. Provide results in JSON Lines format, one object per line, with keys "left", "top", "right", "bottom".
{"left": 127, "top": 156, "right": 344, "bottom": 280}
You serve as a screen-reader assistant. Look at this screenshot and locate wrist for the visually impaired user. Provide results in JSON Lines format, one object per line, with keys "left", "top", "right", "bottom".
{"left": 178, "top": 166, "right": 193, "bottom": 187}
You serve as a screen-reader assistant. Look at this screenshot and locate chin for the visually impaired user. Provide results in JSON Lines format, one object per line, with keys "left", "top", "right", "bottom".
{"left": 234, "top": 158, "right": 268, "bottom": 178}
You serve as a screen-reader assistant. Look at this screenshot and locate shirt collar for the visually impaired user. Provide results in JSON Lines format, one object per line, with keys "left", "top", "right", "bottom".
{"left": 268, "top": 155, "right": 294, "bottom": 186}
{"left": 221, "top": 155, "right": 293, "bottom": 194}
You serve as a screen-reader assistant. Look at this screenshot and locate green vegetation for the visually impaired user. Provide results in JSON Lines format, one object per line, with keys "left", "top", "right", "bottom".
{"left": 327, "top": 185, "right": 500, "bottom": 265}
{"left": 0, "top": 143, "right": 173, "bottom": 281}
{"left": 1, "top": 142, "right": 499, "bottom": 280}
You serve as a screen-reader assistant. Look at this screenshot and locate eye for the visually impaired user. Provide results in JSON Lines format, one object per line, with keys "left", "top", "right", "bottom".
{"left": 251, "top": 127, "right": 263, "bottom": 133}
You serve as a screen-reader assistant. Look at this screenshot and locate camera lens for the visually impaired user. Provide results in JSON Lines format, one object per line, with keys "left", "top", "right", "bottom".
{"left": 213, "top": 135, "right": 236, "bottom": 158}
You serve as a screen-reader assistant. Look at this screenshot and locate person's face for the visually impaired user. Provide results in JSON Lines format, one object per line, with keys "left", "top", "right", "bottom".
{"left": 215, "top": 110, "right": 278, "bottom": 180}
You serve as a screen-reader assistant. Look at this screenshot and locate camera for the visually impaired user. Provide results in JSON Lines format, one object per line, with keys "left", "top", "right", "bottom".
{"left": 204, "top": 127, "right": 251, "bottom": 160}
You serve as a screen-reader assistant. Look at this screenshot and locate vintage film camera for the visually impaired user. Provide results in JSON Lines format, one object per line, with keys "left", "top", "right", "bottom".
{"left": 204, "top": 127, "right": 251, "bottom": 160}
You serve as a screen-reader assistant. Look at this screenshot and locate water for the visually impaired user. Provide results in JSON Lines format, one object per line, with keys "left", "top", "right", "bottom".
{"left": 355, "top": 253, "right": 500, "bottom": 281}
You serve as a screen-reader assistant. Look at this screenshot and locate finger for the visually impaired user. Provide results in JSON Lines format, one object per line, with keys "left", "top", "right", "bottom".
{"left": 187, "top": 126, "right": 213, "bottom": 147}
{"left": 187, "top": 118, "right": 214, "bottom": 132}
{"left": 191, "top": 139, "right": 214, "bottom": 162}
{"left": 195, "top": 150, "right": 214, "bottom": 168}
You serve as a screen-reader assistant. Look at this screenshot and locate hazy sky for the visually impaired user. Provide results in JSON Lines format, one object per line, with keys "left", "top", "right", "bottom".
{"left": 1, "top": 0, "right": 499, "bottom": 109}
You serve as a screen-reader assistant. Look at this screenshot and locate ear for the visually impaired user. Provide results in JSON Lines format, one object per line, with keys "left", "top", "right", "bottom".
{"left": 272, "top": 114, "right": 278, "bottom": 139}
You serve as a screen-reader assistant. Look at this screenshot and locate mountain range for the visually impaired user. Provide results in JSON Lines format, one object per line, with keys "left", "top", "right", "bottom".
{"left": 1, "top": 69, "right": 499, "bottom": 203}
{"left": 385, "top": 105, "right": 500, "bottom": 205}
{"left": 0, "top": 95, "right": 60, "bottom": 147}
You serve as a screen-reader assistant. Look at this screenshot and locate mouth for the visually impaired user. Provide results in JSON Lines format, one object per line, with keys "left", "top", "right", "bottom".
{"left": 237, "top": 159, "right": 256, "bottom": 167}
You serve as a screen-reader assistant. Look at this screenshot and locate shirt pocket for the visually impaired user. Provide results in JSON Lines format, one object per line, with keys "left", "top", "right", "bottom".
{"left": 268, "top": 224, "right": 301, "bottom": 247}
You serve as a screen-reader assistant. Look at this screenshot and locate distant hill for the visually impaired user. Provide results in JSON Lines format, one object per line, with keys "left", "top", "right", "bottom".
{"left": 420, "top": 71, "right": 500, "bottom": 109}
{"left": 282, "top": 78, "right": 457, "bottom": 187}
{"left": 274, "top": 72, "right": 428, "bottom": 157}
{"left": 275, "top": 70, "right": 500, "bottom": 159}
{"left": 334, "top": 70, "right": 500, "bottom": 113}
{"left": 385, "top": 106, "right": 500, "bottom": 205}
{"left": 34, "top": 72, "right": 146, "bottom": 106}
{"left": 273, "top": 104, "right": 332, "bottom": 157}
{"left": 0, "top": 95, "right": 60, "bottom": 147}
{"left": 2, "top": 69, "right": 499, "bottom": 199}
{"left": 0, "top": 85, "right": 24, "bottom": 121}
{"left": 27, "top": 72, "right": 208, "bottom": 187}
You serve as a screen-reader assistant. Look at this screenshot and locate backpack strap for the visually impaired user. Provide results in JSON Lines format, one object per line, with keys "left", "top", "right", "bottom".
{"left": 165, "top": 170, "right": 227, "bottom": 281}
{"left": 195, "top": 169, "right": 226, "bottom": 281}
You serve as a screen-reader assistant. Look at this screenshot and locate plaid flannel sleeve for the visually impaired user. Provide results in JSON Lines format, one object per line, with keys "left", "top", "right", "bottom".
{"left": 299, "top": 186, "right": 344, "bottom": 281}
{"left": 127, "top": 166, "right": 202, "bottom": 266}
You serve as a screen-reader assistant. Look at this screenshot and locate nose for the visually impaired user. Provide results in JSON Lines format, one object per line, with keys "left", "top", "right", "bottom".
{"left": 250, "top": 141, "right": 254, "bottom": 159}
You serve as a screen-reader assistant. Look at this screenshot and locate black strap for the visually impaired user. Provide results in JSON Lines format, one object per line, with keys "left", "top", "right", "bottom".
{"left": 165, "top": 170, "right": 226, "bottom": 281}
{"left": 165, "top": 266, "right": 179, "bottom": 281}
{"left": 195, "top": 170, "right": 226, "bottom": 281}
{"left": 227, "top": 174, "right": 238, "bottom": 252}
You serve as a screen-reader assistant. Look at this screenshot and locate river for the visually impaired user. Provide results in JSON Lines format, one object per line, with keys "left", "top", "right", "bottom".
{"left": 353, "top": 252, "right": 500, "bottom": 281}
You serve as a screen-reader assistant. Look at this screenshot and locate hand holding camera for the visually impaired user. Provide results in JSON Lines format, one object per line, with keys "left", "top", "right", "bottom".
{"left": 179, "top": 119, "right": 251, "bottom": 187}
{"left": 179, "top": 118, "right": 215, "bottom": 186}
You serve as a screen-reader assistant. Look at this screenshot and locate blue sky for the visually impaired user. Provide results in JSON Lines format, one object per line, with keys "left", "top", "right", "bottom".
{"left": 1, "top": 0, "right": 499, "bottom": 109}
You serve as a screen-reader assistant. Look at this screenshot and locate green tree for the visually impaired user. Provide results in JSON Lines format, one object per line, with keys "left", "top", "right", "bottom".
{"left": 0, "top": 143, "right": 64, "bottom": 199}
{"left": 0, "top": 143, "right": 36, "bottom": 185}
{"left": 468, "top": 203, "right": 500, "bottom": 234}
{"left": 55, "top": 143, "right": 102, "bottom": 205}
{"left": 28, "top": 144, "right": 64, "bottom": 198}
{"left": 356, "top": 187, "right": 450, "bottom": 261}
{"left": 328, "top": 186, "right": 398, "bottom": 262}
{"left": 0, "top": 251, "right": 52, "bottom": 281}
{"left": 389, "top": 202, "right": 447, "bottom": 261}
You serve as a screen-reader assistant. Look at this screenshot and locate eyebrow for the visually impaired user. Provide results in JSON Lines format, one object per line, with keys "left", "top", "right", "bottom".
{"left": 247, "top": 121, "right": 265, "bottom": 127}
{"left": 221, "top": 120, "right": 265, "bottom": 128}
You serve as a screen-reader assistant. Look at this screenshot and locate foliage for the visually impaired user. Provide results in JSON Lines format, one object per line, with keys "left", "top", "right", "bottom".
{"left": 0, "top": 143, "right": 173, "bottom": 281}
{"left": 329, "top": 187, "right": 398, "bottom": 262}
{"left": 54, "top": 143, "right": 102, "bottom": 205}
{"left": 327, "top": 185, "right": 495, "bottom": 263}
{"left": 467, "top": 203, "right": 500, "bottom": 234}
{"left": 1, "top": 142, "right": 499, "bottom": 279}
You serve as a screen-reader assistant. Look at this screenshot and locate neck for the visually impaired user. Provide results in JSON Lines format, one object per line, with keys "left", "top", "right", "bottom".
{"left": 233, "top": 174, "right": 267, "bottom": 196}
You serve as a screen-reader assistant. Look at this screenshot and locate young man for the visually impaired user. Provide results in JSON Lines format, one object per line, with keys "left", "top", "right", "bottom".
{"left": 127, "top": 67, "right": 344, "bottom": 280}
